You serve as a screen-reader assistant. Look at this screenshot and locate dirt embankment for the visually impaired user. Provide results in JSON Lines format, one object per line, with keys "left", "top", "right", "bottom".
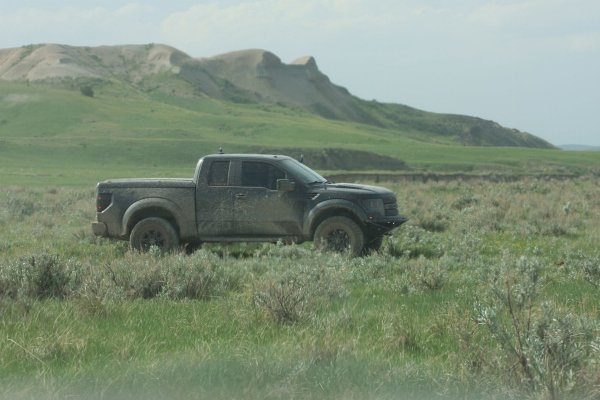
{"left": 254, "top": 147, "right": 407, "bottom": 171}
{"left": 326, "top": 172, "right": 591, "bottom": 183}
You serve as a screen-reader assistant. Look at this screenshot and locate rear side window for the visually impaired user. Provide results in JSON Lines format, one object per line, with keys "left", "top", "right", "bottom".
{"left": 208, "top": 161, "right": 230, "bottom": 186}
{"left": 241, "top": 161, "right": 285, "bottom": 190}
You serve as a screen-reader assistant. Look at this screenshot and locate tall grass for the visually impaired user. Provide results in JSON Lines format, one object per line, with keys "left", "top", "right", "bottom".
{"left": 1, "top": 178, "right": 599, "bottom": 399}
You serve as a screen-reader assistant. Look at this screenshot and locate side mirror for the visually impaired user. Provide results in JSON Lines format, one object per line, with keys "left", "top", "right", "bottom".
{"left": 277, "top": 179, "right": 295, "bottom": 192}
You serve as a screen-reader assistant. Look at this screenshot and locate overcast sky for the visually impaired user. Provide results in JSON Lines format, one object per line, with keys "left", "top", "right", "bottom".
{"left": 1, "top": 0, "right": 599, "bottom": 146}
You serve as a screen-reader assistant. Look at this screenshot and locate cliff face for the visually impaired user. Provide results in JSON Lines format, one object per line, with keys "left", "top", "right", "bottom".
{"left": 0, "top": 43, "right": 554, "bottom": 148}
{"left": 0, "top": 44, "right": 187, "bottom": 81}
{"left": 196, "top": 49, "right": 371, "bottom": 124}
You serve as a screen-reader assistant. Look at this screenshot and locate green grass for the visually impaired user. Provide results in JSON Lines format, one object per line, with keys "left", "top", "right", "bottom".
{"left": 1, "top": 78, "right": 599, "bottom": 398}
{"left": 1, "top": 179, "right": 599, "bottom": 399}
{"left": 2, "top": 80, "right": 600, "bottom": 187}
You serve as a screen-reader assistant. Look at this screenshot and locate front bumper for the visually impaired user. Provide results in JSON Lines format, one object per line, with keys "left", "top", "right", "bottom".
{"left": 365, "top": 215, "right": 408, "bottom": 235}
{"left": 91, "top": 222, "right": 108, "bottom": 236}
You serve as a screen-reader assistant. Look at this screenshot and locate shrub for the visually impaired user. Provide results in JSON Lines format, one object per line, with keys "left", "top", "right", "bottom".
{"left": 582, "top": 255, "right": 600, "bottom": 289}
{"left": 104, "top": 255, "right": 165, "bottom": 299}
{"left": 475, "top": 256, "right": 598, "bottom": 399}
{"left": 386, "top": 225, "right": 444, "bottom": 259}
{"left": 162, "top": 251, "right": 243, "bottom": 300}
{"left": 0, "top": 253, "right": 73, "bottom": 299}
{"left": 253, "top": 242, "right": 313, "bottom": 259}
{"left": 253, "top": 276, "right": 309, "bottom": 323}
{"left": 451, "top": 195, "right": 479, "bottom": 210}
{"left": 413, "top": 256, "right": 446, "bottom": 291}
{"left": 5, "top": 193, "right": 36, "bottom": 219}
{"left": 102, "top": 250, "right": 244, "bottom": 301}
{"left": 418, "top": 216, "right": 448, "bottom": 233}
{"left": 80, "top": 85, "right": 94, "bottom": 97}
{"left": 253, "top": 263, "right": 346, "bottom": 324}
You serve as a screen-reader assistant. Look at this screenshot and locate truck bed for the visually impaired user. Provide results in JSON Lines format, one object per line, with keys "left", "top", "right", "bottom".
{"left": 98, "top": 178, "right": 196, "bottom": 189}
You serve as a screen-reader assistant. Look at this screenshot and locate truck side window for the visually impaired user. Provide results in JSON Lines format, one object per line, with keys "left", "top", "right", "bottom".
{"left": 241, "top": 162, "right": 285, "bottom": 190}
{"left": 208, "top": 161, "right": 230, "bottom": 186}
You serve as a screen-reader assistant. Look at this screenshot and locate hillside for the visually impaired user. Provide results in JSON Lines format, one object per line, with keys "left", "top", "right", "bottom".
{"left": 0, "top": 43, "right": 553, "bottom": 149}
{"left": 559, "top": 144, "right": 600, "bottom": 151}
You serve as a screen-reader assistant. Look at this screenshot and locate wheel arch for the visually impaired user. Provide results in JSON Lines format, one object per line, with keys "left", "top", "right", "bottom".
{"left": 121, "top": 198, "right": 184, "bottom": 239}
{"left": 307, "top": 200, "right": 367, "bottom": 239}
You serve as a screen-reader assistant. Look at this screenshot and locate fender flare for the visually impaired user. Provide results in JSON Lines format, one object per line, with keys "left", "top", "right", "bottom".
{"left": 121, "top": 198, "right": 188, "bottom": 238}
{"left": 306, "top": 199, "right": 367, "bottom": 236}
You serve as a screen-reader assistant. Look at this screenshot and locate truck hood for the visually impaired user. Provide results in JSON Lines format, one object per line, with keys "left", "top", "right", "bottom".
{"left": 97, "top": 178, "right": 195, "bottom": 189}
{"left": 312, "top": 182, "right": 395, "bottom": 199}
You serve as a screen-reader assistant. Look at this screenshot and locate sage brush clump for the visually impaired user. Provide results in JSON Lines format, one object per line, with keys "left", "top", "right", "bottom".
{"left": 0, "top": 252, "right": 77, "bottom": 299}
{"left": 475, "top": 255, "right": 599, "bottom": 399}
{"left": 253, "top": 262, "right": 347, "bottom": 324}
{"left": 582, "top": 254, "right": 600, "bottom": 289}
{"left": 386, "top": 225, "right": 444, "bottom": 259}
{"left": 103, "top": 250, "right": 245, "bottom": 300}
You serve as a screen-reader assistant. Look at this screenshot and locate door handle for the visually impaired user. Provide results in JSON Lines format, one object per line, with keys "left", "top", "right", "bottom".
{"left": 235, "top": 193, "right": 246, "bottom": 199}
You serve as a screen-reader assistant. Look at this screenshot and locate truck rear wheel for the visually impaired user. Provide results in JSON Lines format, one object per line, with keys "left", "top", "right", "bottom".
{"left": 130, "top": 217, "right": 179, "bottom": 252}
{"left": 314, "top": 216, "right": 364, "bottom": 256}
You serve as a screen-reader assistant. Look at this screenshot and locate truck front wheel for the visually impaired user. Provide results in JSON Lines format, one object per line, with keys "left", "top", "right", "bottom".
{"left": 314, "top": 216, "right": 365, "bottom": 256}
{"left": 130, "top": 217, "right": 179, "bottom": 252}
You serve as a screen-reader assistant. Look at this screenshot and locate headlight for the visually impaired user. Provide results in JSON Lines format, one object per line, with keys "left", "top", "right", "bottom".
{"left": 361, "top": 198, "right": 384, "bottom": 215}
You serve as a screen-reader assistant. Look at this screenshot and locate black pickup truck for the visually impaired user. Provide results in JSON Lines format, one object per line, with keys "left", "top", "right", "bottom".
{"left": 92, "top": 154, "right": 407, "bottom": 255}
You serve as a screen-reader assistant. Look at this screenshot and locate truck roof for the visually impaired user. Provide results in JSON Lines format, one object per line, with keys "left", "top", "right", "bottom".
{"left": 201, "top": 154, "right": 295, "bottom": 162}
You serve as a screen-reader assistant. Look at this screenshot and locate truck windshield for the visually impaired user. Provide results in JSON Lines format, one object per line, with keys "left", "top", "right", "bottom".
{"left": 280, "top": 159, "right": 327, "bottom": 184}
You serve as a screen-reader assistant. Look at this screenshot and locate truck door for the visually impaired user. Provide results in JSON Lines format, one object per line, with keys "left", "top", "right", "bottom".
{"left": 196, "top": 160, "right": 234, "bottom": 236}
{"left": 233, "top": 161, "right": 304, "bottom": 236}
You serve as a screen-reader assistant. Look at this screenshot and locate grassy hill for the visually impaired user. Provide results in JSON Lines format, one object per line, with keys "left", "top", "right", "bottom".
{"left": 1, "top": 43, "right": 599, "bottom": 186}
{"left": 0, "top": 78, "right": 599, "bottom": 186}
{"left": 0, "top": 43, "right": 556, "bottom": 148}
{"left": 197, "top": 48, "right": 552, "bottom": 148}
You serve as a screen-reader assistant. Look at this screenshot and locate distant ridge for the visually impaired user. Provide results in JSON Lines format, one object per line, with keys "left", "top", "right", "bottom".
{"left": 559, "top": 144, "right": 600, "bottom": 151}
{"left": 0, "top": 43, "right": 554, "bottom": 148}
{"left": 0, "top": 43, "right": 187, "bottom": 81}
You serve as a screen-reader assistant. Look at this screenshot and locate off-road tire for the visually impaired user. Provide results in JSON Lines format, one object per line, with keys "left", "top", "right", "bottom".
{"left": 314, "top": 216, "right": 365, "bottom": 256}
{"left": 130, "top": 217, "right": 179, "bottom": 252}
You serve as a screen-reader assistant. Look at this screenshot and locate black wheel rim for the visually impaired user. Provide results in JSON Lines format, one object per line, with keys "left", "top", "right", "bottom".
{"left": 326, "top": 228, "right": 350, "bottom": 252}
{"left": 140, "top": 229, "right": 165, "bottom": 250}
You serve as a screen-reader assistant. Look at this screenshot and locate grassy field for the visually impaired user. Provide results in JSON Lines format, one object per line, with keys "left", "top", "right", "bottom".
{"left": 2, "top": 80, "right": 600, "bottom": 187}
{"left": 1, "top": 178, "right": 599, "bottom": 399}
{"left": 2, "top": 77, "right": 600, "bottom": 399}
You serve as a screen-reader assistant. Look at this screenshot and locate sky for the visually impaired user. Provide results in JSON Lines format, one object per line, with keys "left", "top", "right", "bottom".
{"left": 1, "top": 0, "right": 599, "bottom": 146}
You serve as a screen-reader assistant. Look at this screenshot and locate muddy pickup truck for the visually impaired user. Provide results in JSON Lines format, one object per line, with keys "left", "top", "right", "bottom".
{"left": 92, "top": 154, "right": 407, "bottom": 255}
